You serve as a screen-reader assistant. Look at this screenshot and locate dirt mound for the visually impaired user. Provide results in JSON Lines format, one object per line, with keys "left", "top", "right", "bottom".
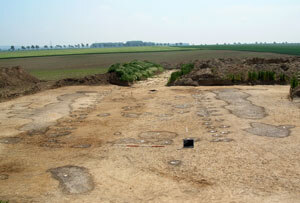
{"left": 245, "top": 57, "right": 290, "bottom": 65}
{"left": 0, "top": 66, "right": 39, "bottom": 88}
{"left": 54, "top": 73, "right": 110, "bottom": 87}
{"left": 169, "top": 57, "right": 300, "bottom": 86}
{"left": 174, "top": 68, "right": 232, "bottom": 86}
{"left": 0, "top": 66, "right": 41, "bottom": 101}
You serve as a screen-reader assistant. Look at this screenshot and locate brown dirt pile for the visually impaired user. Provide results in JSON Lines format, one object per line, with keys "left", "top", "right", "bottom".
{"left": 0, "top": 66, "right": 39, "bottom": 88}
{"left": 171, "top": 57, "right": 300, "bottom": 86}
{"left": 54, "top": 73, "right": 110, "bottom": 87}
{"left": 0, "top": 66, "right": 41, "bottom": 101}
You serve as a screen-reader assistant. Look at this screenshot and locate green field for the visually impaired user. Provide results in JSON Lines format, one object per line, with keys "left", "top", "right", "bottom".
{"left": 1, "top": 44, "right": 300, "bottom": 60}
{"left": 29, "top": 67, "right": 108, "bottom": 80}
{"left": 183, "top": 44, "right": 300, "bottom": 56}
{"left": 1, "top": 45, "right": 299, "bottom": 82}
{"left": 0, "top": 46, "right": 196, "bottom": 59}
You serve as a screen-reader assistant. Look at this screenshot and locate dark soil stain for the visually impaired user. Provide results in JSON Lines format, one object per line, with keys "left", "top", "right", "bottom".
{"left": 213, "top": 89, "right": 266, "bottom": 119}
{"left": 0, "top": 137, "right": 22, "bottom": 144}
{"left": 48, "top": 165, "right": 94, "bottom": 194}
{"left": 245, "top": 123, "right": 295, "bottom": 138}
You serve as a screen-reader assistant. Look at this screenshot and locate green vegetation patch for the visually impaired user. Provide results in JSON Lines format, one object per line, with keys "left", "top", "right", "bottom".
{"left": 227, "top": 73, "right": 245, "bottom": 82}
{"left": 291, "top": 76, "right": 299, "bottom": 89}
{"left": 0, "top": 46, "right": 197, "bottom": 59}
{"left": 180, "top": 44, "right": 300, "bottom": 56}
{"left": 29, "top": 67, "right": 108, "bottom": 81}
{"left": 248, "top": 71, "right": 277, "bottom": 82}
{"left": 108, "top": 60, "right": 164, "bottom": 82}
{"left": 167, "top": 63, "right": 194, "bottom": 85}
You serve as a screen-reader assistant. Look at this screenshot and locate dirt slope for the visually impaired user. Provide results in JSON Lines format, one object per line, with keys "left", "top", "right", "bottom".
{"left": 0, "top": 71, "right": 300, "bottom": 202}
{"left": 0, "top": 66, "right": 41, "bottom": 101}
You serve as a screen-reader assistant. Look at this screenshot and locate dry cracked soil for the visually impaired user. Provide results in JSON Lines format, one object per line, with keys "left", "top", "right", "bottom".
{"left": 0, "top": 71, "right": 300, "bottom": 202}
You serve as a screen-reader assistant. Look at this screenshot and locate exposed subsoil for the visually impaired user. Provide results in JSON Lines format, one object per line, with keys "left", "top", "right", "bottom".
{"left": 0, "top": 71, "right": 300, "bottom": 202}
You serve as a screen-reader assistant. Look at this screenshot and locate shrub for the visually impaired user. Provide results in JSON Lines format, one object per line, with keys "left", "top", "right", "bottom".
{"left": 108, "top": 60, "right": 164, "bottom": 82}
{"left": 266, "top": 71, "right": 276, "bottom": 81}
{"left": 291, "top": 76, "right": 299, "bottom": 89}
{"left": 248, "top": 71, "right": 275, "bottom": 82}
{"left": 279, "top": 73, "right": 287, "bottom": 82}
{"left": 167, "top": 63, "right": 194, "bottom": 85}
{"left": 248, "top": 71, "right": 258, "bottom": 81}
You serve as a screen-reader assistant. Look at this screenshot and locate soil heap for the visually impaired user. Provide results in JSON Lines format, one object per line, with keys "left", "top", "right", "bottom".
{"left": 170, "top": 57, "right": 300, "bottom": 86}
{"left": 0, "top": 66, "right": 40, "bottom": 101}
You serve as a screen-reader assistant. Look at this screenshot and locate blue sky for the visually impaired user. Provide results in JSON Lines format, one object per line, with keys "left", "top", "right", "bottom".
{"left": 0, "top": 0, "right": 300, "bottom": 46}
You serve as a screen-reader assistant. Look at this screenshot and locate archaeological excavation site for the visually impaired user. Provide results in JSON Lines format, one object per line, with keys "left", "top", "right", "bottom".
{"left": 0, "top": 54, "right": 300, "bottom": 202}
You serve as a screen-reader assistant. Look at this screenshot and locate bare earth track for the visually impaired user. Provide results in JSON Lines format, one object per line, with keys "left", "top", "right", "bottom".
{"left": 0, "top": 71, "right": 300, "bottom": 202}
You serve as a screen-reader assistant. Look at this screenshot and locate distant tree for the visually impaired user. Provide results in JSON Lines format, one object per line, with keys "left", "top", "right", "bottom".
{"left": 81, "top": 43, "right": 85, "bottom": 48}
{"left": 50, "top": 46, "right": 53, "bottom": 49}
{"left": 63, "top": 45, "right": 66, "bottom": 48}
{"left": 44, "top": 45, "right": 48, "bottom": 49}
{"left": 26, "top": 46, "right": 30, "bottom": 49}
{"left": 31, "top": 45, "right": 35, "bottom": 49}
{"left": 10, "top": 45, "right": 15, "bottom": 51}
{"left": 86, "top": 43, "right": 89, "bottom": 48}
{"left": 35, "top": 45, "right": 39, "bottom": 49}
{"left": 21, "top": 46, "right": 26, "bottom": 50}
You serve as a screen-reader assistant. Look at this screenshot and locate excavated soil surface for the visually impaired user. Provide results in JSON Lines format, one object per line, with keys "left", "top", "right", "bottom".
{"left": 0, "top": 71, "right": 300, "bottom": 202}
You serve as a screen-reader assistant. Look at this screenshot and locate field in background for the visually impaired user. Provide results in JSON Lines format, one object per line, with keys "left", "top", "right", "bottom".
{"left": 1, "top": 44, "right": 300, "bottom": 60}
{"left": 0, "top": 50, "right": 290, "bottom": 81}
{"left": 0, "top": 46, "right": 196, "bottom": 59}
{"left": 184, "top": 44, "right": 300, "bottom": 56}
{"left": 29, "top": 67, "right": 108, "bottom": 81}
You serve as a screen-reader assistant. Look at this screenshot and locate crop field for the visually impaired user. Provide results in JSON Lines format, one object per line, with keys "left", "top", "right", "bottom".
{"left": 0, "top": 46, "right": 197, "bottom": 59}
{"left": 29, "top": 67, "right": 109, "bottom": 81}
{"left": 185, "top": 44, "right": 300, "bottom": 56}
{"left": 1, "top": 44, "right": 299, "bottom": 60}
{"left": 0, "top": 50, "right": 289, "bottom": 81}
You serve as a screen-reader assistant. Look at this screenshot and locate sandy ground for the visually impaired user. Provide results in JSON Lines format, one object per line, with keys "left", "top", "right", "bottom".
{"left": 0, "top": 71, "right": 300, "bottom": 203}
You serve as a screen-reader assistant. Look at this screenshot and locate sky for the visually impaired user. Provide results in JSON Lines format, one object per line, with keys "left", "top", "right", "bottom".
{"left": 0, "top": 0, "right": 300, "bottom": 46}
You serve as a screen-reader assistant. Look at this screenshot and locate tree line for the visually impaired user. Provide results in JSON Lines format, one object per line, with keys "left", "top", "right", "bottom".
{"left": 9, "top": 43, "right": 89, "bottom": 51}
{"left": 91, "top": 41, "right": 189, "bottom": 48}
